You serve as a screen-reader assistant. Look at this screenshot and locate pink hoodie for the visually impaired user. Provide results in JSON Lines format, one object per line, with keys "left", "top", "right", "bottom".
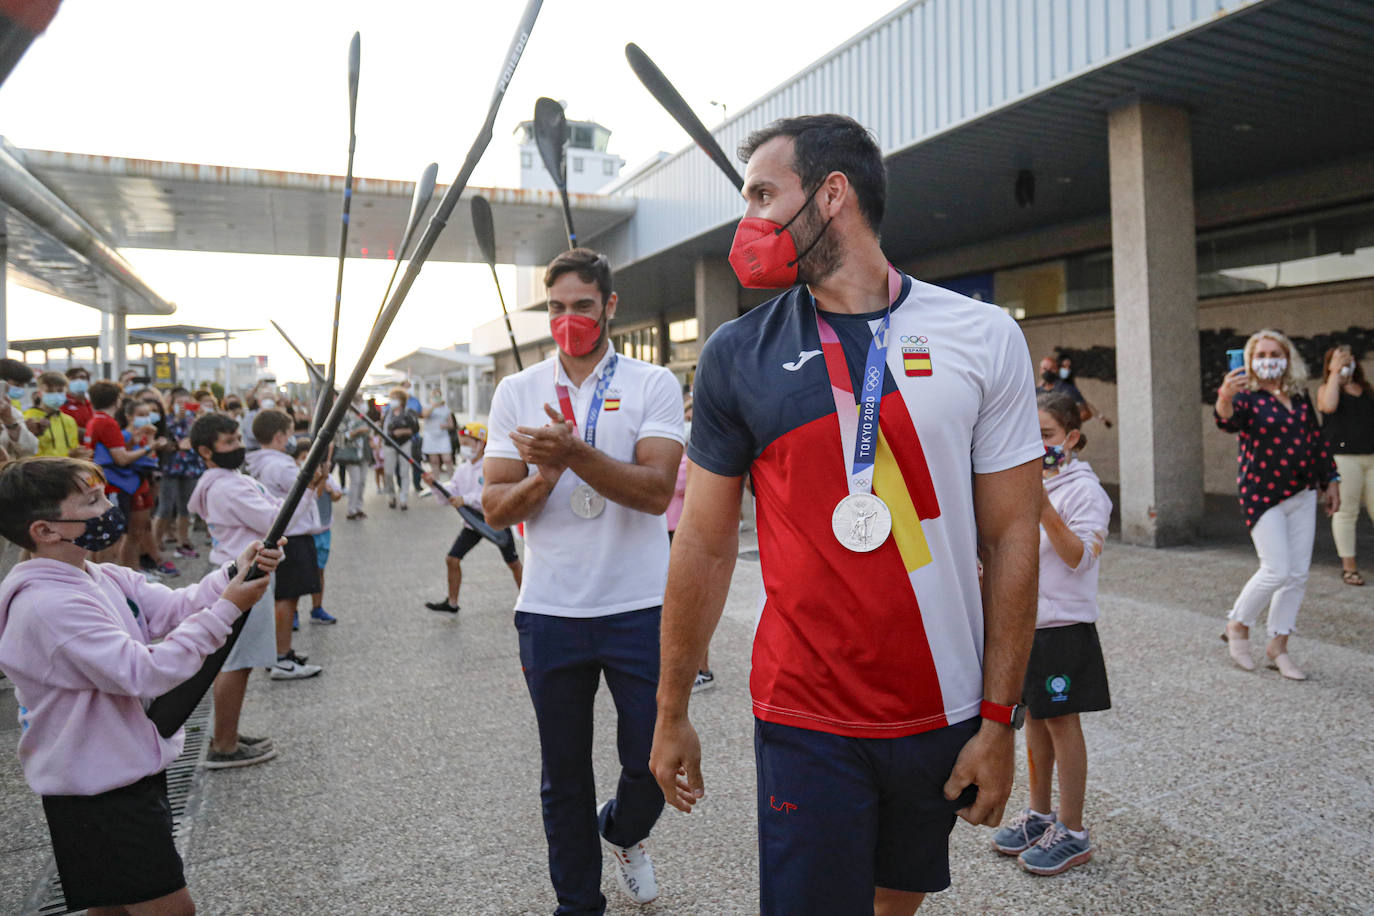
{"left": 188, "top": 466, "right": 282, "bottom": 566}
{"left": 1038, "top": 459, "right": 1113, "bottom": 629}
{"left": 0, "top": 559, "right": 240, "bottom": 795}
{"left": 244, "top": 448, "right": 321, "bottom": 536}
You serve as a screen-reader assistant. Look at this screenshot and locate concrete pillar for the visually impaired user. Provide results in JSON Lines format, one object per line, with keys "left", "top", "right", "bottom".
{"left": 694, "top": 257, "right": 738, "bottom": 343}
{"left": 467, "top": 364, "right": 478, "bottom": 423}
{"left": 656, "top": 312, "right": 671, "bottom": 366}
{"left": 1108, "top": 99, "right": 1202, "bottom": 546}
{"left": 112, "top": 312, "right": 128, "bottom": 376}
{"left": 221, "top": 334, "right": 231, "bottom": 390}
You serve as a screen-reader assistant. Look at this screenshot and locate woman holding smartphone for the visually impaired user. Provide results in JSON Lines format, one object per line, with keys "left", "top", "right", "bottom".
{"left": 1215, "top": 329, "right": 1340, "bottom": 680}
{"left": 1318, "top": 345, "right": 1374, "bottom": 586}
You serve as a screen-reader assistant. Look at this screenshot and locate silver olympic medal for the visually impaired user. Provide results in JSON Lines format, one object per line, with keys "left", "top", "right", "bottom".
{"left": 831, "top": 493, "right": 892, "bottom": 552}
{"left": 570, "top": 483, "right": 606, "bottom": 519}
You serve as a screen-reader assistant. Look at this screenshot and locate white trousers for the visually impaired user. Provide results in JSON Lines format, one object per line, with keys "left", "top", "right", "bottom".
{"left": 382, "top": 446, "right": 410, "bottom": 505}
{"left": 342, "top": 462, "right": 366, "bottom": 516}
{"left": 1332, "top": 453, "right": 1374, "bottom": 559}
{"left": 1229, "top": 489, "right": 1316, "bottom": 637}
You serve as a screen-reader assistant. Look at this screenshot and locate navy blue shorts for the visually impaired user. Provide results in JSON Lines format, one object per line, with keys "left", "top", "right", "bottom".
{"left": 755, "top": 716, "right": 980, "bottom": 914}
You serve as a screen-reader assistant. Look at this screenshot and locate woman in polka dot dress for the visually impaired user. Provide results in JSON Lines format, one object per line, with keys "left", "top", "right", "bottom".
{"left": 1215, "top": 329, "right": 1340, "bottom": 680}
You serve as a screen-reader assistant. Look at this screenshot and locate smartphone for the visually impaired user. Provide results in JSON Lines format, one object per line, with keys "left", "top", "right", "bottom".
{"left": 1226, "top": 349, "right": 1245, "bottom": 372}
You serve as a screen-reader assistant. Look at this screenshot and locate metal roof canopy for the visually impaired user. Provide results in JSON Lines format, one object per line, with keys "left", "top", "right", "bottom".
{"left": 8, "top": 324, "right": 254, "bottom": 354}
{"left": 601, "top": 0, "right": 1374, "bottom": 329}
{"left": 0, "top": 140, "right": 175, "bottom": 316}
{"left": 385, "top": 346, "right": 494, "bottom": 378}
{"left": 18, "top": 152, "right": 637, "bottom": 267}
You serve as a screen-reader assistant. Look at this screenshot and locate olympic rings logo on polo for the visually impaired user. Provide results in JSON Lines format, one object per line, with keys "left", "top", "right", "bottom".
{"left": 864, "top": 366, "right": 883, "bottom": 390}
{"left": 899, "top": 335, "right": 928, "bottom": 345}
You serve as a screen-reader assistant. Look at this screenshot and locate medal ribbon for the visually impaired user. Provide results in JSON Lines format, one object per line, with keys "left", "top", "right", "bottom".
{"left": 813, "top": 265, "right": 904, "bottom": 498}
{"left": 554, "top": 353, "right": 619, "bottom": 448}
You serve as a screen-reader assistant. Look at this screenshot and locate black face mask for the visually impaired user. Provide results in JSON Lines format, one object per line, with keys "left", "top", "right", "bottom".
{"left": 1042, "top": 371, "right": 1058, "bottom": 384}
{"left": 212, "top": 447, "right": 246, "bottom": 470}
{"left": 46, "top": 505, "right": 127, "bottom": 552}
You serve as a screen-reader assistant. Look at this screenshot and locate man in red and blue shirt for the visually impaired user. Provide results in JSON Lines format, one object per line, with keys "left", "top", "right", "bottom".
{"left": 650, "top": 115, "right": 1044, "bottom": 915}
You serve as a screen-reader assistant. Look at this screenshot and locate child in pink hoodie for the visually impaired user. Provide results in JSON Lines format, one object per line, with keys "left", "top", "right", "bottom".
{"left": 243, "top": 409, "right": 325, "bottom": 680}
{"left": 0, "top": 455, "right": 281, "bottom": 915}
{"left": 991, "top": 391, "right": 1113, "bottom": 877}
{"left": 186, "top": 411, "right": 317, "bottom": 770}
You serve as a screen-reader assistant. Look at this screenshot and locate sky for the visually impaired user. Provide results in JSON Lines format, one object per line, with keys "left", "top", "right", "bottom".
{"left": 0, "top": 0, "right": 902, "bottom": 385}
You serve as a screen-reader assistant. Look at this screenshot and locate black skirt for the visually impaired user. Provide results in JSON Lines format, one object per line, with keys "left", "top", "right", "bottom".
{"left": 1021, "top": 622, "right": 1111, "bottom": 719}
{"left": 274, "top": 533, "right": 321, "bottom": 600}
{"left": 41, "top": 771, "right": 185, "bottom": 909}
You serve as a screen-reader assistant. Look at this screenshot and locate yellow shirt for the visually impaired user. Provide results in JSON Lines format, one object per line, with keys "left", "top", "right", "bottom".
{"left": 22, "top": 407, "right": 81, "bottom": 457}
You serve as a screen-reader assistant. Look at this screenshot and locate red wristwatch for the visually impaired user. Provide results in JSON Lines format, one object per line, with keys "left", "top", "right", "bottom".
{"left": 980, "top": 700, "right": 1025, "bottom": 730}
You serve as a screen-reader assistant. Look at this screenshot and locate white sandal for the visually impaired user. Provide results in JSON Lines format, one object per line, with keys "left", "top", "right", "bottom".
{"left": 1220, "top": 625, "right": 1256, "bottom": 671}
{"left": 1267, "top": 651, "right": 1307, "bottom": 681}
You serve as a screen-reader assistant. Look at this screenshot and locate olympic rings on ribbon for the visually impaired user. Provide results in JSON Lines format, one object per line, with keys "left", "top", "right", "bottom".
{"left": 899, "top": 335, "right": 928, "bottom": 344}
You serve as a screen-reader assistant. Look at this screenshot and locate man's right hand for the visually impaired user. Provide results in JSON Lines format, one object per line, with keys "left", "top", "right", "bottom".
{"left": 222, "top": 540, "right": 284, "bottom": 611}
{"left": 650, "top": 715, "right": 705, "bottom": 813}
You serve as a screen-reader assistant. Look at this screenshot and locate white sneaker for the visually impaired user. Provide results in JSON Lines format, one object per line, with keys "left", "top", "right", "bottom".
{"left": 269, "top": 657, "right": 322, "bottom": 680}
{"left": 691, "top": 670, "right": 715, "bottom": 693}
{"left": 597, "top": 801, "right": 657, "bottom": 905}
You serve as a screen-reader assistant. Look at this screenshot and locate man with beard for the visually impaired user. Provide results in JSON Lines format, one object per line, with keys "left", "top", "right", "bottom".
{"left": 649, "top": 115, "right": 1044, "bottom": 915}
{"left": 483, "top": 248, "right": 685, "bottom": 916}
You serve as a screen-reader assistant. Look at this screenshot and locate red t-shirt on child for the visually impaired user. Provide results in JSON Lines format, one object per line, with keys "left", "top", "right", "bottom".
{"left": 86, "top": 413, "right": 126, "bottom": 496}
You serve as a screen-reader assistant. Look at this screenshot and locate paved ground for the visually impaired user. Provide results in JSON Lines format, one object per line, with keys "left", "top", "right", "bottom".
{"left": 2, "top": 480, "right": 1372, "bottom": 915}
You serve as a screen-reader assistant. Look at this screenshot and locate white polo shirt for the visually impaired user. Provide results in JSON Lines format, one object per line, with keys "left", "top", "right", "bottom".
{"left": 485, "top": 343, "right": 685, "bottom": 618}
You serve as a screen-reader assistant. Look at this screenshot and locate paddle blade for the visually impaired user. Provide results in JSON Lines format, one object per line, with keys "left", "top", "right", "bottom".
{"left": 471, "top": 195, "right": 497, "bottom": 267}
{"left": 625, "top": 42, "right": 743, "bottom": 191}
{"left": 533, "top": 96, "right": 568, "bottom": 190}
{"left": 347, "top": 32, "right": 360, "bottom": 124}
{"left": 398, "top": 161, "right": 439, "bottom": 261}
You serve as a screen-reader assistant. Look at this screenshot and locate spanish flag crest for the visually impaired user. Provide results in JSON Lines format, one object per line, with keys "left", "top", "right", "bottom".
{"left": 603, "top": 391, "right": 622, "bottom": 411}
{"left": 903, "top": 346, "right": 932, "bottom": 377}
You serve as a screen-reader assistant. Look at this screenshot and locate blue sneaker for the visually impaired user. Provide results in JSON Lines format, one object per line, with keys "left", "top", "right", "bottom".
{"left": 310, "top": 606, "right": 338, "bottom": 625}
{"left": 1018, "top": 821, "right": 1092, "bottom": 875}
{"left": 991, "top": 808, "right": 1054, "bottom": 855}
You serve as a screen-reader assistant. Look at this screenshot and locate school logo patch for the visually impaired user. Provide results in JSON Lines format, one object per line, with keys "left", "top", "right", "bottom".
{"left": 1046, "top": 674, "right": 1071, "bottom": 703}
{"left": 901, "top": 337, "right": 932, "bottom": 377}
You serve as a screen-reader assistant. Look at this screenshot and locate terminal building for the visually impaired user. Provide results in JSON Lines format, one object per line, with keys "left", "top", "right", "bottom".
{"left": 469, "top": 0, "right": 1374, "bottom": 547}
{"left": 2, "top": 0, "right": 1370, "bottom": 548}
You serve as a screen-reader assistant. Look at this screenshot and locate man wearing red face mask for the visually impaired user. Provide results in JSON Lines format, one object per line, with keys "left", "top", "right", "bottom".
{"left": 649, "top": 115, "right": 1044, "bottom": 915}
{"left": 483, "top": 248, "right": 686, "bottom": 916}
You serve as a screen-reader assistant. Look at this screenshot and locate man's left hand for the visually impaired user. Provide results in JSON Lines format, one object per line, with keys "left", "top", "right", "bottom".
{"left": 511, "top": 403, "right": 583, "bottom": 469}
{"left": 942, "top": 721, "right": 1015, "bottom": 826}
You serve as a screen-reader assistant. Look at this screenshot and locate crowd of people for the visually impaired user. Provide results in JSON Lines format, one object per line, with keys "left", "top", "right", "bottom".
{"left": 0, "top": 110, "right": 1369, "bottom": 916}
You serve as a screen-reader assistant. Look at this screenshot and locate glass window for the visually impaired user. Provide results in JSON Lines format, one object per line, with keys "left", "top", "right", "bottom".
{"left": 521, "top": 151, "right": 532, "bottom": 169}
{"left": 572, "top": 157, "right": 584, "bottom": 173}
{"left": 669, "top": 318, "right": 699, "bottom": 343}
{"left": 933, "top": 201, "right": 1374, "bottom": 317}
{"left": 603, "top": 159, "right": 615, "bottom": 176}
{"left": 1197, "top": 202, "right": 1374, "bottom": 296}
{"left": 613, "top": 325, "right": 660, "bottom": 364}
